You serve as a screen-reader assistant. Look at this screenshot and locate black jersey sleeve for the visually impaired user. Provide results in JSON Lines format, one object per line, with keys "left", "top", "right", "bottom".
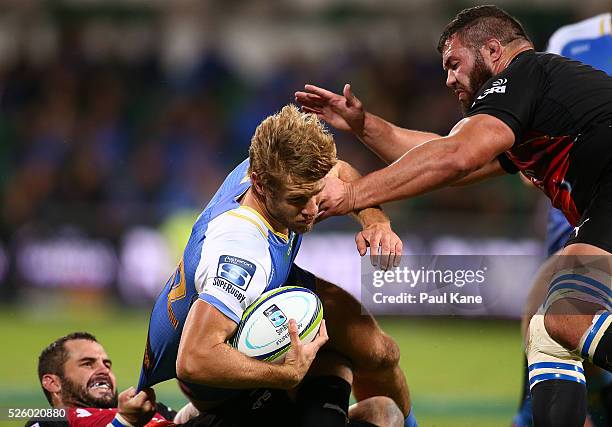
{"left": 467, "top": 51, "right": 545, "bottom": 145}
{"left": 497, "top": 152, "right": 519, "bottom": 174}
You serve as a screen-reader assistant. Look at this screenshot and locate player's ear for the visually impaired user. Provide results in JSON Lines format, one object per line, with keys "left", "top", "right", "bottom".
{"left": 42, "top": 374, "right": 61, "bottom": 394}
{"left": 250, "top": 172, "right": 266, "bottom": 198}
{"left": 483, "top": 39, "right": 503, "bottom": 61}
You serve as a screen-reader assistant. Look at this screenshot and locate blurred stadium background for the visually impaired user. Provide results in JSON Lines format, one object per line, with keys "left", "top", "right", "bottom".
{"left": 0, "top": 0, "right": 609, "bottom": 426}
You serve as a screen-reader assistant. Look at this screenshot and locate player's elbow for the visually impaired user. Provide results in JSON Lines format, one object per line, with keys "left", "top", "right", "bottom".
{"left": 447, "top": 152, "right": 483, "bottom": 177}
{"left": 441, "top": 154, "right": 473, "bottom": 180}
{"left": 175, "top": 354, "right": 196, "bottom": 383}
{"left": 176, "top": 352, "right": 213, "bottom": 384}
{"left": 439, "top": 139, "right": 480, "bottom": 178}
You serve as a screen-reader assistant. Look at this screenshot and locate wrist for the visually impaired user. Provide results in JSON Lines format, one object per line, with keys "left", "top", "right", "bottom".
{"left": 356, "top": 112, "right": 371, "bottom": 141}
{"left": 363, "top": 218, "right": 391, "bottom": 229}
{"left": 344, "top": 181, "right": 357, "bottom": 213}
{"left": 277, "top": 364, "right": 300, "bottom": 389}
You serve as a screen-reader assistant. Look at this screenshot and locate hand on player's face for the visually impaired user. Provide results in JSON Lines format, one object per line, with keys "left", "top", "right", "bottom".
{"left": 316, "top": 176, "right": 354, "bottom": 221}
{"left": 118, "top": 387, "right": 157, "bottom": 427}
{"left": 283, "top": 319, "right": 328, "bottom": 388}
{"left": 356, "top": 223, "right": 403, "bottom": 270}
{"left": 295, "top": 84, "right": 365, "bottom": 135}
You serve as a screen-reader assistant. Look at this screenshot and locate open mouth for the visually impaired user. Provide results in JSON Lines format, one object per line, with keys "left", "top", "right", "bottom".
{"left": 88, "top": 378, "right": 112, "bottom": 392}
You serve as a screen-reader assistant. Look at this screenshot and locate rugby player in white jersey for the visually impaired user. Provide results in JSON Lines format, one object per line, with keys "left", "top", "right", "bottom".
{"left": 138, "top": 105, "right": 415, "bottom": 427}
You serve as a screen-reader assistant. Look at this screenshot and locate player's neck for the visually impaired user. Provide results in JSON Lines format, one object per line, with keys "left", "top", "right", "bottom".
{"left": 241, "top": 188, "right": 289, "bottom": 236}
{"left": 494, "top": 41, "right": 533, "bottom": 74}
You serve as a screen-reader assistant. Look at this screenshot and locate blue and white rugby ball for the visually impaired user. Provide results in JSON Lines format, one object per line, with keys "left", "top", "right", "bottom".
{"left": 231, "top": 286, "right": 323, "bottom": 363}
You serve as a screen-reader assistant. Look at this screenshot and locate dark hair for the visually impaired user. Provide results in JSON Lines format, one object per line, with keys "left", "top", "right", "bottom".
{"left": 38, "top": 332, "right": 98, "bottom": 404}
{"left": 437, "top": 5, "right": 531, "bottom": 53}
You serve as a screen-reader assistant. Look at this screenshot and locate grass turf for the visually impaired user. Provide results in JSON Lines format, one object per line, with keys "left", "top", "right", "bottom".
{"left": 0, "top": 306, "right": 523, "bottom": 426}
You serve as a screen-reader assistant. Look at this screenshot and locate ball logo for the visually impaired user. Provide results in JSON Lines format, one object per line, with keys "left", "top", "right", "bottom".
{"left": 492, "top": 78, "right": 507, "bottom": 86}
{"left": 217, "top": 255, "right": 256, "bottom": 289}
{"left": 263, "top": 304, "right": 287, "bottom": 328}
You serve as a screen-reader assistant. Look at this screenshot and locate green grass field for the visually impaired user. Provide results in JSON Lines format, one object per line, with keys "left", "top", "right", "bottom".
{"left": 0, "top": 306, "right": 523, "bottom": 426}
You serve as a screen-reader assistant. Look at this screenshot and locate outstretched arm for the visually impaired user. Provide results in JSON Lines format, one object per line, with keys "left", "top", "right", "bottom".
{"left": 296, "top": 84, "right": 440, "bottom": 164}
{"left": 318, "top": 114, "right": 515, "bottom": 218}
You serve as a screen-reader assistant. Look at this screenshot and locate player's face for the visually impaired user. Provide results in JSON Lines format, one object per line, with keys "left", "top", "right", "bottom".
{"left": 267, "top": 183, "right": 323, "bottom": 234}
{"left": 59, "top": 339, "right": 118, "bottom": 408}
{"left": 442, "top": 35, "right": 494, "bottom": 114}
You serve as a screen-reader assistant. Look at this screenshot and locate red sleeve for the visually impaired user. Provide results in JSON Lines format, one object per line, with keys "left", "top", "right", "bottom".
{"left": 67, "top": 408, "right": 173, "bottom": 426}
{"left": 67, "top": 408, "right": 118, "bottom": 426}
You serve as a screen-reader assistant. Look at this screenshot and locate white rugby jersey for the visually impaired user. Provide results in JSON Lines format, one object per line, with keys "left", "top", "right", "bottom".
{"left": 139, "top": 158, "right": 302, "bottom": 391}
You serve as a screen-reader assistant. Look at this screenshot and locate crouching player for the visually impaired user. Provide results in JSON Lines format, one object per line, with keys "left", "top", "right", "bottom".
{"left": 138, "top": 105, "right": 417, "bottom": 426}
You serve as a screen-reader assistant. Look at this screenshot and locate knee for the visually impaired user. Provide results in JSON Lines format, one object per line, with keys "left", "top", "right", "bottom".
{"left": 543, "top": 311, "right": 579, "bottom": 350}
{"left": 365, "top": 334, "right": 401, "bottom": 371}
{"left": 349, "top": 396, "right": 404, "bottom": 427}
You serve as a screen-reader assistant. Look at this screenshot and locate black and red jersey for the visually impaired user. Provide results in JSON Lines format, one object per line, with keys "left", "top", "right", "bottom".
{"left": 467, "top": 49, "right": 612, "bottom": 225}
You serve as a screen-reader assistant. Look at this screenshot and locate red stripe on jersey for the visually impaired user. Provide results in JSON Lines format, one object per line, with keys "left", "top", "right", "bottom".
{"left": 506, "top": 132, "right": 581, "bottom": 226}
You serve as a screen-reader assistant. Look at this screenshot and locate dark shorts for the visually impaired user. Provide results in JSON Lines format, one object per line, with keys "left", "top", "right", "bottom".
{"left": 184, "top": 388, "right": 293, "bottom": 427}
{"left": 565, "top": 157, "right": 612, "bottom": 253}
{"left": 186, "top": 387, "right": 377, "bottom": 427}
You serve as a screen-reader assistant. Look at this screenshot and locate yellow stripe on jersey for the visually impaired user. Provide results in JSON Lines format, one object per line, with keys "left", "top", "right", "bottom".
{"left": 227, "top": 211, "right": 268, "bottom": 239}
{"left": 240, "top": 205, "right": 289, "bottom": 241}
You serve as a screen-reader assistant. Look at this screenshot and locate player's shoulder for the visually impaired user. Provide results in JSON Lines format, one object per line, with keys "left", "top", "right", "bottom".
{"left": 207, "top": 205, "right": 274, "bottom": 245}
{"left": 201, "top": 205, "right": 275, "bottom": 274}
{"left": 547, "top": 13, "right": 611, "bottom": 54}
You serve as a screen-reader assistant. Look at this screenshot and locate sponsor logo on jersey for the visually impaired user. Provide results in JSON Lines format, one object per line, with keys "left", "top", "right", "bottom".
{"left": 573, "top": 218, "right": 590, "bottom": 237}
{"left": 263, "top": 303, "right": 287, "bottom": 328}
{"left": 217, "top": 255, "right": 256, "bottom": 289}
{"left": 212, "top": 277, "right": 246, "bottom": 303}
{"left": 75, "top": 408, "right": 92, "bottom": 418}
{"left": 476, "top": 79, "right": 507, "bottom": 100}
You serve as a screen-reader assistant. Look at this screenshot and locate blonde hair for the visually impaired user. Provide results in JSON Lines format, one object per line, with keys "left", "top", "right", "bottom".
{"left": 249, "top": 104, "right": 337, "bottom": 196}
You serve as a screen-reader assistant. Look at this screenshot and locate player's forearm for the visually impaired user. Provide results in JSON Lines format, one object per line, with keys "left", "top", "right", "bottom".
{"left": 450, "top": 159, "right": 505, "bottom": 186}
{"left": 176, "top": 343, "right": 297, "bottom": 389}
{"left": 352, "top": 137, "right": 475, "bottom": 209}
{"left": 359, "top": 112, "right": 441, "bottom": 164}
{"left": 334, "top": 160, "right": 390, "bottom": 227}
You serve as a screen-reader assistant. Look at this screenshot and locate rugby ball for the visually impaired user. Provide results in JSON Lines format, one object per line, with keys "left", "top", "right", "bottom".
{"left": 231, "top": 286, "right": 323, "bottom": 363}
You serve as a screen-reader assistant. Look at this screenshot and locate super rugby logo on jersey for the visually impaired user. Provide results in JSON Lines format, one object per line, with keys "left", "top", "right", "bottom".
{"left": 217, "top": 255, "right": 256, "bottom": 289}
{"left": 263, "top": 304, "right": 288, "bottom": 328}
{"left": 476, "top": 78, "right": 507, "bottom": 100}
{"left": 212, "top": 277, "right": 247, "bottom": 303}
